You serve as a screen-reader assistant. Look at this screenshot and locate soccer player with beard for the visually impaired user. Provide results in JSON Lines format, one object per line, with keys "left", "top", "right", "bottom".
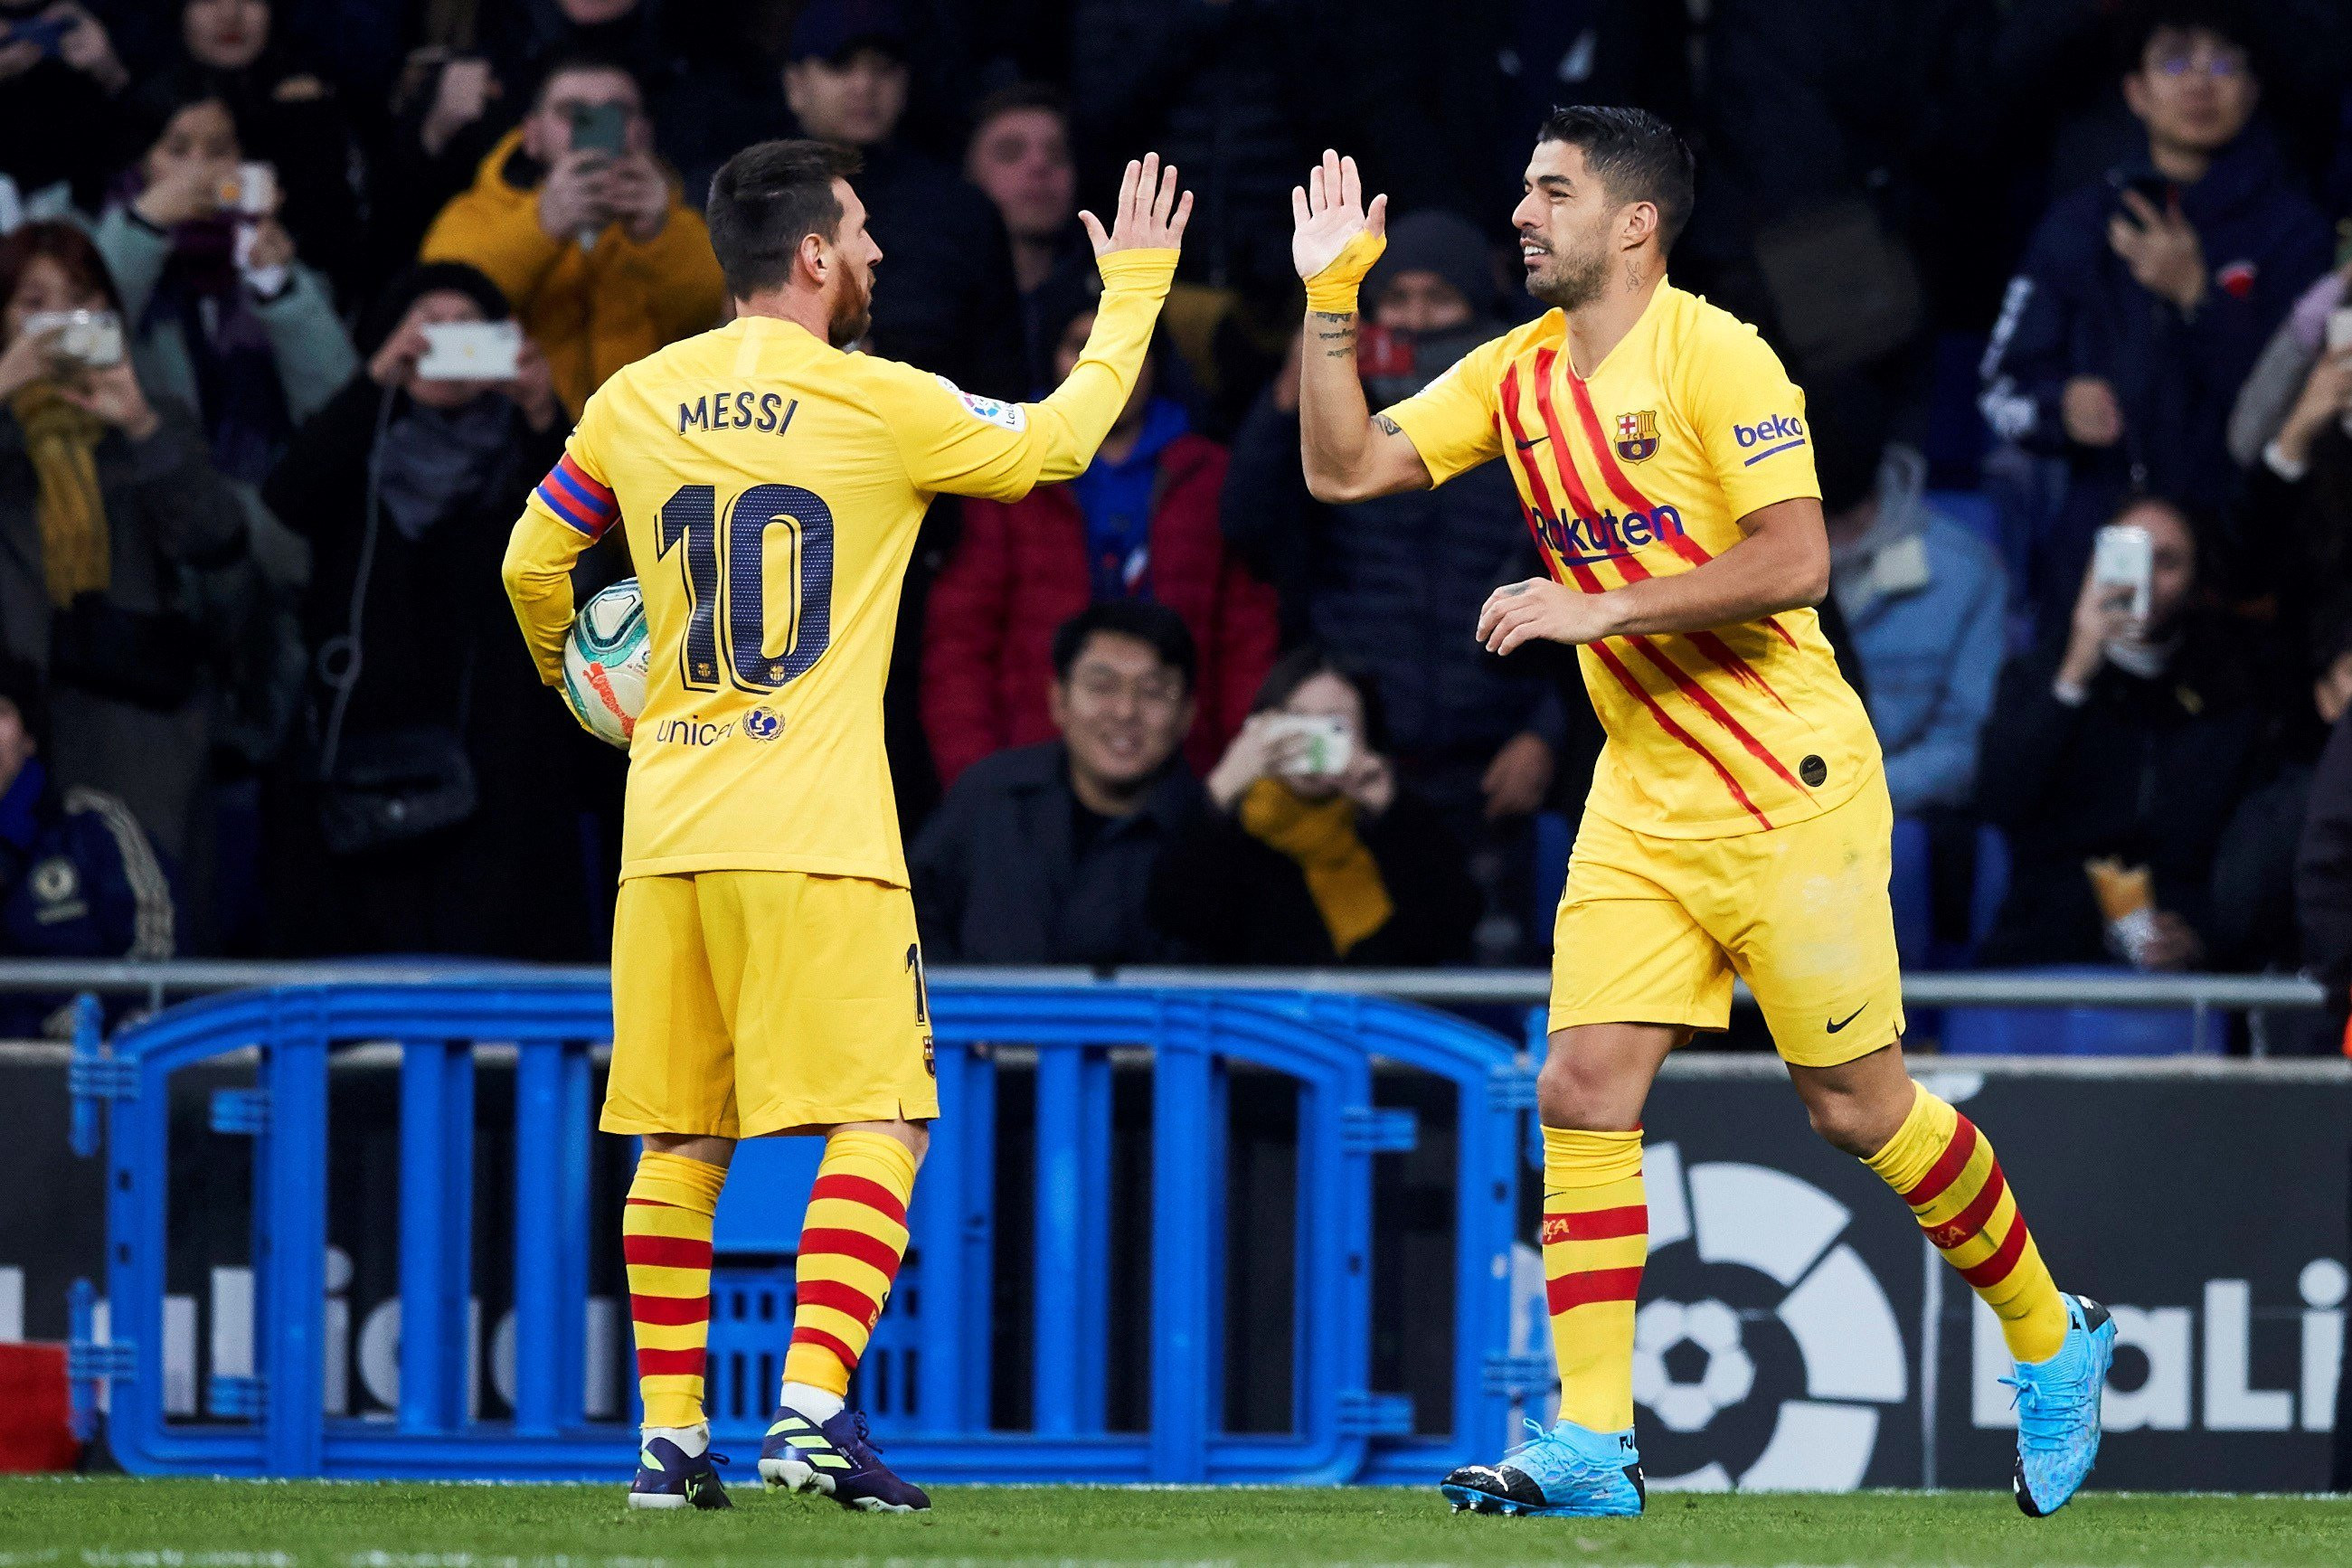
{"left": 1288, "top": 109, "right": 2113, "bottom": 1520}
{"left": 502, "top": 140, "right": 1191, "bottom": 1514}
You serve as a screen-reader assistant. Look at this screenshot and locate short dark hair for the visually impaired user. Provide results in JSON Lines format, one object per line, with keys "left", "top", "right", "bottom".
{"left": 1248, "top": 645, "right": 1390, "bottom": 752}
{"left": 1050, "top": 601, "right": 1197, "bottom": 692}
{"left": 530, "top": 52, "right": 644, "bottom": 112}
{"left": 706, "top": 138, "right": 864, "bottom": 299}
{"left": 2119, "top": 1, "right": 2254, "bottom": 77}
{"left": 1537, "top": 104, "right": 1696, "bottom": 252}
{"left": 970, "top": 80, "right": 1068, "bottom": 141}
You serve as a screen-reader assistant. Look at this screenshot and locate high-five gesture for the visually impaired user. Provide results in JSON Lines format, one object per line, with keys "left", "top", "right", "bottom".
{"left": 1080, "top": 152, "right": 1193, "bottom": 258}
{"left": 1291, "top": 149, "right": 1387, "bottom": 282}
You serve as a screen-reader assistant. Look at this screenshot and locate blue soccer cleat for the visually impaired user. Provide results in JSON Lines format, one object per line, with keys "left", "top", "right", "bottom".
{"left": 627, "top": 1431, "right": 732, "bottom": 1510}
{"left": 1440, "top": 1418, "right": 1644, "bottom": 1518}
{"left": 2008, "top": 1293, "right": 2115, "bottom": 1517}
{"left": 760, "top": 1404, "right": 930, "bottom": 1513}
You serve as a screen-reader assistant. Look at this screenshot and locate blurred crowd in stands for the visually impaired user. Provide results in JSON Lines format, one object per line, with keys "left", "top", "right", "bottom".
{"left": 7, "top": 0, "right": 2352, "bottom": 1047}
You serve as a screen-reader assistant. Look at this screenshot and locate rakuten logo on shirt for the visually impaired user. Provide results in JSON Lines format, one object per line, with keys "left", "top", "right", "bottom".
{"left": 1732, "top": 413, "right": 1807, "bottom": 465}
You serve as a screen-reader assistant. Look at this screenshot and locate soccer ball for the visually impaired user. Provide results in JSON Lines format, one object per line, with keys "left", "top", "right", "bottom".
{"left": 562, "top": 578, "right": 648, "bottom": 749}
{"left": 1630, "top": 1297, "right": 1755, "bottom": 1433}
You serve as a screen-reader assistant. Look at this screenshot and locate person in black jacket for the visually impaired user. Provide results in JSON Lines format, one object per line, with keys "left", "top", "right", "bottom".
{"left": 781, "top": 0, "right": 1027, "bottom": 401}
{"left": 911, "top": 601, "right": 1204, "bottom": 965}
{"left": 258, "top": 261, "right": 618, "bottom": 958}
{"left": 1978, "top": 6, "right": 2333, "bottom": 641}
{"left": 1152, "top": 648, "right": 1479, "bottom": 967}
{"left": 1977, "top": 494, "right": 2279, "bottom": 969}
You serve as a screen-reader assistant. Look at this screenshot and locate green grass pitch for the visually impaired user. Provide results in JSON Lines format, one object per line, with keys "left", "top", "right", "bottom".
{"left": 3, "top": 1478, "right": 2349, "bottom": 1566}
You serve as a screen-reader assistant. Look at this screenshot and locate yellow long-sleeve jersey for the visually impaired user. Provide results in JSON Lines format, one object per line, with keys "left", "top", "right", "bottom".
{"left": 502, "top": 248, "right": 1177, "bottom": 887}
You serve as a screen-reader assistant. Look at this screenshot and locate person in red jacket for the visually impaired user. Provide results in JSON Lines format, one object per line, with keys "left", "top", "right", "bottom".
{"left": 922, "top": 283, "right": 1278, "bottom": 786}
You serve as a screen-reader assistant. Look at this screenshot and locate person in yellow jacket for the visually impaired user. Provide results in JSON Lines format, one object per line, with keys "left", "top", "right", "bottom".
{"left": 421, "top": 57, "right": 723, "bottom": 418}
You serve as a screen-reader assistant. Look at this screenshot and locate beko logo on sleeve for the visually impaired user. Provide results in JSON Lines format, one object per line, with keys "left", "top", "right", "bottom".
{"left": 1732, "top": 412, "right": 1807, "bottom": 465}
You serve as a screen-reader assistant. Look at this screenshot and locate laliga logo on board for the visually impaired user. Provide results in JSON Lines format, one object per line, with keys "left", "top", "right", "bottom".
{"left": 1513, "top": 1143, "right": 1907, "bottom": 1492}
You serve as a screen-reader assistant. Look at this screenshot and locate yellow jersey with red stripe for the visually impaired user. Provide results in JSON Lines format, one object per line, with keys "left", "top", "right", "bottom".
{"left": 1384, "top": 281, "right": 1878, "bottom": 838}
{"left": 502, "top": 249, "right": 1177, "bottom": 885}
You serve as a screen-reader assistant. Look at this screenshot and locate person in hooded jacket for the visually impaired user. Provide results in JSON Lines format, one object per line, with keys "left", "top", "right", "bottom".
{"left": 1978, "top": 7, "right": 2332, "bottom": 641}
{"left": 257, "top": 261, "right": 619, "bottom": 958}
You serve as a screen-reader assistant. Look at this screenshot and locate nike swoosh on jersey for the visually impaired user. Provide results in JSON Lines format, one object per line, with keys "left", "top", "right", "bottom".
{"left": 1514, "top": 434, "right": 1549, "bottom": 449}
{"left": 1826, "top": 1006, "right": 1866, "bottom": 1034}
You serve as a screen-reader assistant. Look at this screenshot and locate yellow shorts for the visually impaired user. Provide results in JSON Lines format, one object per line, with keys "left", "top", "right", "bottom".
{"left": 1548, "top": 773, "right": 1905, "bottom": 1067}
{"left": 603, "top": 871, "right": 940, "bottom": 1138}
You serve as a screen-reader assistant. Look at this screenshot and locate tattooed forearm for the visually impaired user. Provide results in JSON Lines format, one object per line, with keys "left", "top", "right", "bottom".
{"left": 1311, "top": 309, "right": 1356, "bottom": 356}
{"left": 1374, "top": 414, "right": 1402, "bottom": 437}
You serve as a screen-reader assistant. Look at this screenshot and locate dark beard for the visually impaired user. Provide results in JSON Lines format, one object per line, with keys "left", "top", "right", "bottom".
{"left": 828, "top": 273, "right": 872, "bottom": 348}
{"left": 1526, "top": 244, "right": 1611, "bottom": 311}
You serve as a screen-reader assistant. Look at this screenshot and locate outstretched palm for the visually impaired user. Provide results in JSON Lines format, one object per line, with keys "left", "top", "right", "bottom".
{"left": 1080, "top": 152, "right": 1194, "bottom": 257}
{"left": 1290, "top": 149, "right": 1387, "bottom": 281}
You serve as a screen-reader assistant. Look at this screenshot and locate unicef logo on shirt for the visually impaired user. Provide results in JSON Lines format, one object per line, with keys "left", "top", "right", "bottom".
{"left": 743, "top": 708, "right": 783, "bottom": 743}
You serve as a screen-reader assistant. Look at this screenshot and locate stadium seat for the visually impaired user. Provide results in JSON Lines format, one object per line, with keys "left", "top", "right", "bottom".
{"left": 1531, "top": 809, "right": 1572, "bottom": 941}
{"left": 1939, "top": 965, "right": 2206, "bottom": 1054}
{"left": 1890, "top": 816, "right": 1932, "bottom": 968}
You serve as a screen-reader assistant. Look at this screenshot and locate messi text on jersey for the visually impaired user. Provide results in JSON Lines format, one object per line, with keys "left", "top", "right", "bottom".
{"left": 678, "top": 391, "right": 799, "bottom": 437}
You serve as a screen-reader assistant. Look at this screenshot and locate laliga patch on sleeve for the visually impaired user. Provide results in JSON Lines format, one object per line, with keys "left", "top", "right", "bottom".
{"left": 935, "top": 373, "right": 1027, "bottom": 431}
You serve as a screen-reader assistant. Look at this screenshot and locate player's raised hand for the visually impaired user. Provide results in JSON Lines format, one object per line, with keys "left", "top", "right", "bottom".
{"left": 1080, "top": 152, "right": 1193, "bottom": 258}
{"left": 1290, "top": 149, "right": 1387, "bottom": 282}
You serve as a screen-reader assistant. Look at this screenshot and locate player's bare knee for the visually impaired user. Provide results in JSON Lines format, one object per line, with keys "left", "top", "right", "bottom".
{"left": 1536, "top": 1051, "right": 1639, "bottom": 1131}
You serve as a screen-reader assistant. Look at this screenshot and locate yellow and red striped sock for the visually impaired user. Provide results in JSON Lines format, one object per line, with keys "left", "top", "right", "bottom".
{"left": 623, "top": 1149, "right": 727, "bottom": 1429}
{"left": 1542, "top": 1125, "right": 1647, "bottom": 1432}
{"left": 784, "top": 1130, "right": 918, "bottom": 1397}
{"left": 1865, "top": 1083, "right": 2068, "bottom": 1363}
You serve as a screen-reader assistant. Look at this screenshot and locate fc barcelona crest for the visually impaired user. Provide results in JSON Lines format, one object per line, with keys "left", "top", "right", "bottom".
{"left": 1614, "top": 410, "right": 1660, "bottom": 463}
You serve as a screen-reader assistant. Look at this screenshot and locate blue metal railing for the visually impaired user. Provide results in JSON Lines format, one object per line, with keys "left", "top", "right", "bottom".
{"left": 66, "top": 979, "right": 1529, "bottom": 1484}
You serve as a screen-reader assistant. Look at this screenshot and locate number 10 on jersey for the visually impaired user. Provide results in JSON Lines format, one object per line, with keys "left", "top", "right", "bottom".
{"left": 656, "top": 482, "right": 836, "bottom": 693}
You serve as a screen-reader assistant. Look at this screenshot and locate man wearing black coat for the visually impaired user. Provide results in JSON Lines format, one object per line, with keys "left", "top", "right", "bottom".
{"left": 1979, "top": 7, "right": 2332, "bottom": 639}
{"left": 911, "top": 603, "right": 1204, "bottom": 965}
{"left": 781, "top": 0, "right": 1028, "bottom": 401}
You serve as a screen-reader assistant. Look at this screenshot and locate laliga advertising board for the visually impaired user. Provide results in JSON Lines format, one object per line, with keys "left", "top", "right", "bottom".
{"left": 1508, "top": 1060, "right": 2349, "bottom": 1492}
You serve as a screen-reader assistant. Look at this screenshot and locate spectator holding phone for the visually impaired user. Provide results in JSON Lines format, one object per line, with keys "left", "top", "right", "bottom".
{"left": 1976, "top": 496, "right": 2280, "bottom": 970}
{"left": 1151, "top": 648, "right": 1479, "bottom": 966}
{"left": 0, "top": 222, "right": 247, "bottom": 874}
{"left": 421, "top": 52, "right": 723, "bottom": 419}
{"left": 172, "top": 0, "right": 365, "bottom": 307}
{"left": 93, "top": 77, "right": 357, "bottom": 486}
{"left": 1978, "top": 5, "right": 2330, "bottom": 641}
{"left": 258, "top": 261, "right": 610, "bottom": 957}
{"left": 0, "top": 3, "right": 130, "bottom": 216}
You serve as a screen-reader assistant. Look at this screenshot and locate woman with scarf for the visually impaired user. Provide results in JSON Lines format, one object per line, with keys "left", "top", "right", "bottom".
{"left": 1149, "top": 648, "right": 1480, "bottom": 966}
{"left": 92, "top": 76, "right": 356, "bottom": 492}
{"left": 0, "top": 222, "right": 247, "bottom": 876}
{"left": 258, "top": 261, "right": 617, "bottom": 958}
